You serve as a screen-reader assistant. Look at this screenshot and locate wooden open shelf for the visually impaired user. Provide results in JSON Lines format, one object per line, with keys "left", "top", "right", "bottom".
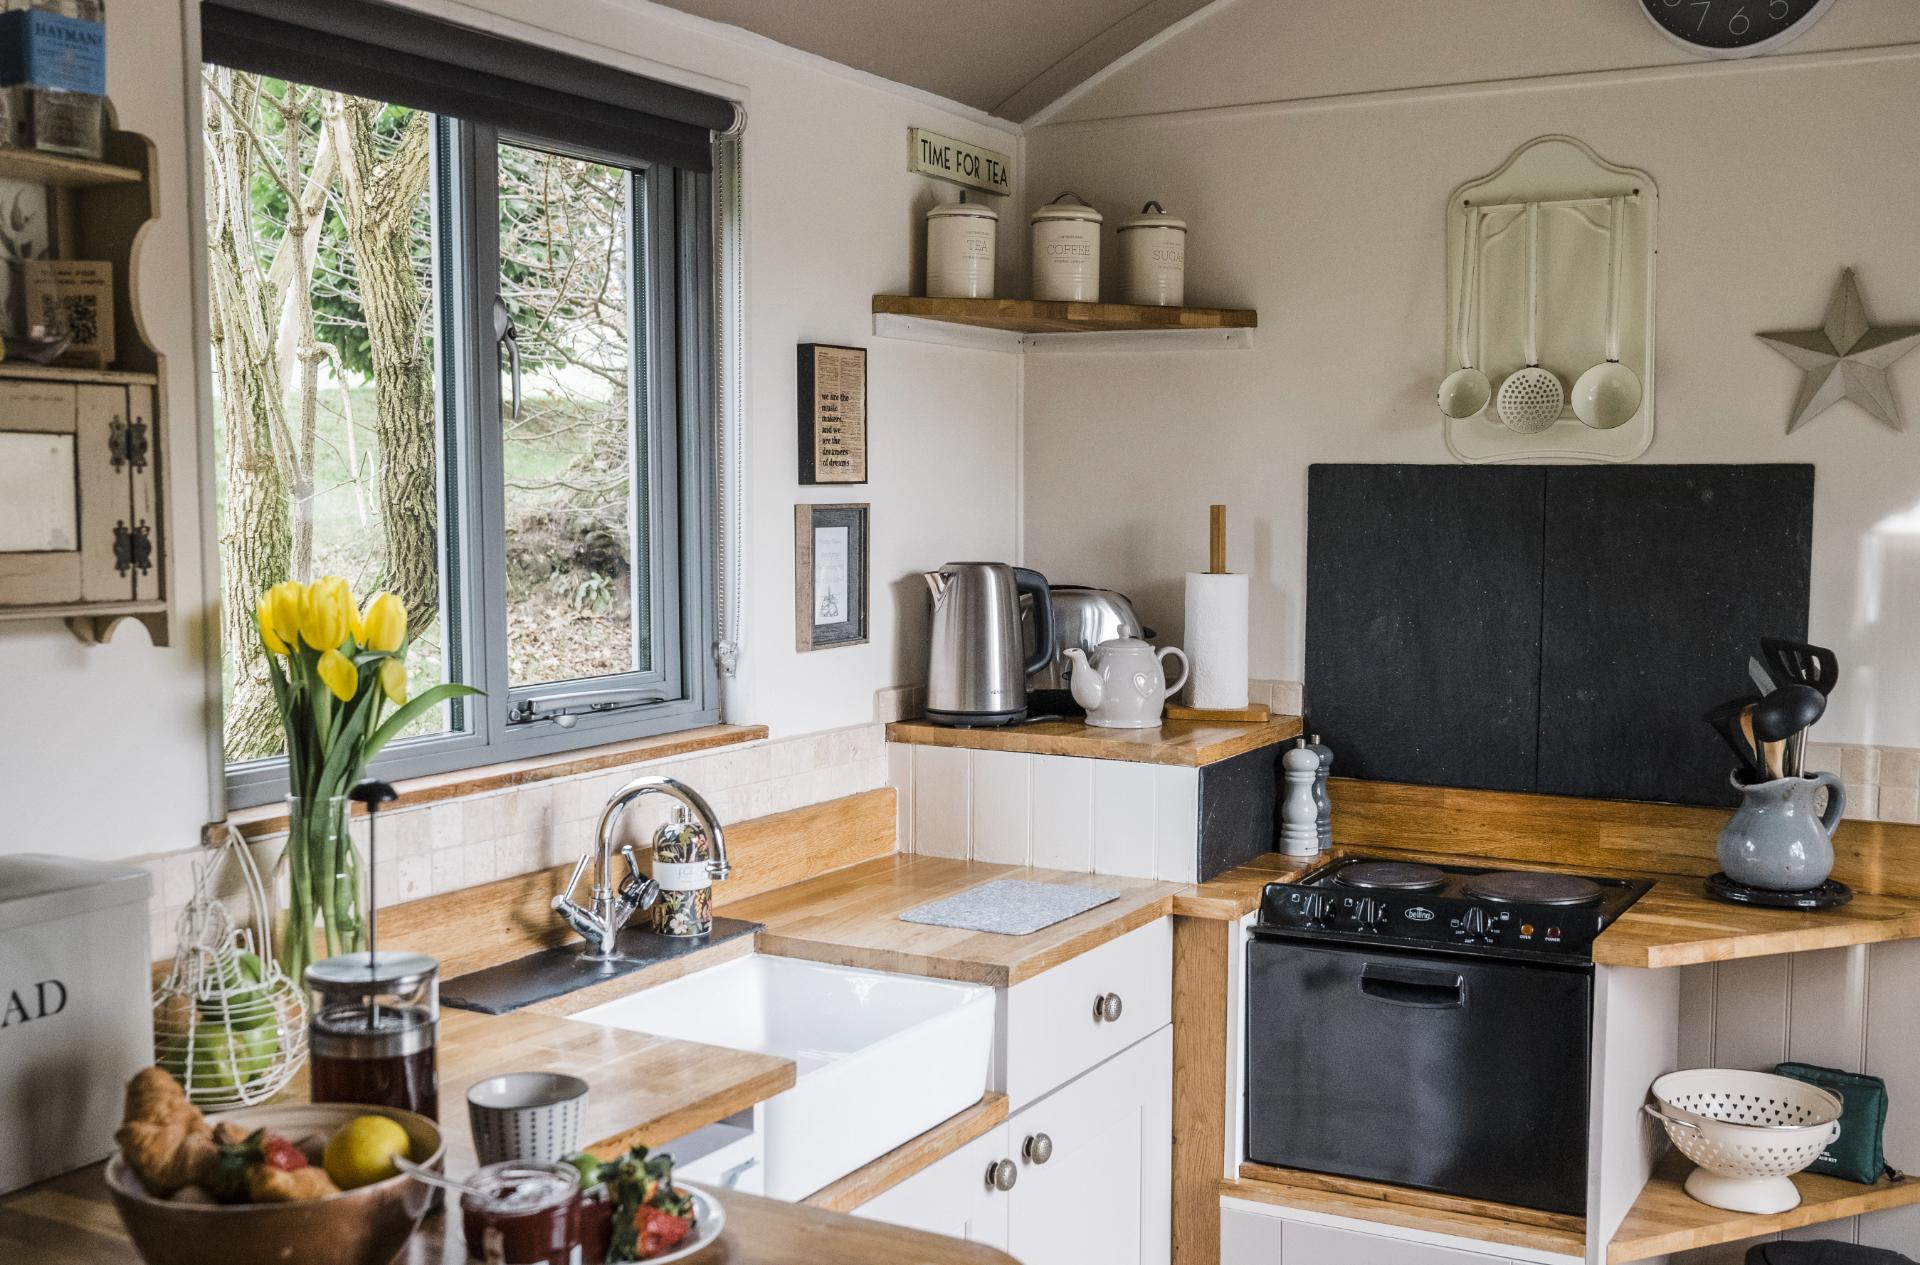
{"left": 1229, "top": 1164, "right": 1587, "bottom": 1257}
{"left": 1607, "top": 1152, "right": 1920, "bottom": 1263}
{"left": 0, "top": 147, "right": 142, "bottom": 189}
{"left": 872, "top": 293, "right": 1257, "bottom": 335}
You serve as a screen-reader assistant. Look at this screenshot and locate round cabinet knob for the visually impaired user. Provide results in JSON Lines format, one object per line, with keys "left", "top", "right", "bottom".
{"left": 986, "top": 1158, "right": 1019, "bottom": 1192}
{"left": 1023, "top": 1133, "right": 1054, "bottom": 1165}
{"left": 1093, "top": 992, "right": 1124, "bottom": 1023}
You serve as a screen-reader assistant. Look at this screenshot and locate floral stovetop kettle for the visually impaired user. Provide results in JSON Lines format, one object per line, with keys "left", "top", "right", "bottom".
{"left": 1062, "top": 637, "right": 1189, "bottom": 729}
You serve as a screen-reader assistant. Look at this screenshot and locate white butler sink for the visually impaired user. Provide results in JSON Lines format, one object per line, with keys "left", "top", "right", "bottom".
{"left": 574, "top": 955, "right": 993, "bottom": 1200}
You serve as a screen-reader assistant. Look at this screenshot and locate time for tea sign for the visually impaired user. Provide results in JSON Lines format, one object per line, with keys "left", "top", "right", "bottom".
{"left": 908, "top": 128, "right": 1011, "bottom": 197}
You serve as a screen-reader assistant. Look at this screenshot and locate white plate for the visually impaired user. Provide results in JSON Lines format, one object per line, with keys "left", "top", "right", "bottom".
{"left": 639, "top": 1187, "right": 724, "bottom": 1263}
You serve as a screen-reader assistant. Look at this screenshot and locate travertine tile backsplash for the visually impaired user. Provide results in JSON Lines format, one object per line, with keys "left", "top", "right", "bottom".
{"left": 135, "top": 724, "right": 888, "bottom": 961}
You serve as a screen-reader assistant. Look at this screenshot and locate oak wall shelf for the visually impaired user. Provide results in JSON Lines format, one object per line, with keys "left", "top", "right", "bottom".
{"left": 0, "top": 148, "right": 142, "bottom": 188}
{"left": 871, "top": 294, "right": 1257, "bottom": 353}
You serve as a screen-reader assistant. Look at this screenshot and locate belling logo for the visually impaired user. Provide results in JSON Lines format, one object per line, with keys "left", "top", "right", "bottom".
{"left": 1404, "top": 907, "right": 1435, "bottom": 923}
{"left": 2, "top": 979, "right": 68, "bottom": 1029}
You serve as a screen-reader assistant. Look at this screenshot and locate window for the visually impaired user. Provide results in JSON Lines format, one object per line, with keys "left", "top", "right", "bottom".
{"left": 201, "top": 7, "right": 724, "bottom": 807}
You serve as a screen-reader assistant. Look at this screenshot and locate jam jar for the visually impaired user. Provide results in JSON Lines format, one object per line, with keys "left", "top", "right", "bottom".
{"left": 460, "top": 1161, "right": 581, "bottom": 1265}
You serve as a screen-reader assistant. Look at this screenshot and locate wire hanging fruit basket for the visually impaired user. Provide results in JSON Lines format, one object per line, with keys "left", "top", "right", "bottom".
{"left": 152, "top": 828, "right": 307, "bottom": 1108}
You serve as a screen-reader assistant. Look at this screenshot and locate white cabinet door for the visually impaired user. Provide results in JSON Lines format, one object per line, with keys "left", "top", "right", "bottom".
{"left": 852, "top": 1122, "right": 1012, "bottom": 1250}
{"left": 1281, "top": 1220, "right": 1516, "bottom": 1265}
{"left": 1008, "top": 1024, "right": 1173, "bottom": 1265}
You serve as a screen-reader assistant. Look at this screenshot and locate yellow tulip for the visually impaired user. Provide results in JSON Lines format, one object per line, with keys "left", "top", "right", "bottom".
{"left": 316, "top": 647, "right": 358, "bottom": 702}
{"left": 378, "top": 657, "right": 408, "bottom": 706}
{"left": 299, "top": 582, "right": 347, "bottom": 651}
{"left": 265, "top": 581, "right": 305, "bottom": 652}
{"left": 315, "top": 575, "right": 362, "bottom": 643}
{"left": 255, "top": 595, "right": 288, "bottom": 655}
{"left": 361, "top": 592, "right": 407, "bottom": 653}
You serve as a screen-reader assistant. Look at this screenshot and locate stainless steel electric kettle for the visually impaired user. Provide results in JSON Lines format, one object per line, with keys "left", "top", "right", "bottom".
{"left": 923, "top": 563, "right": 1054, "bottom": 727}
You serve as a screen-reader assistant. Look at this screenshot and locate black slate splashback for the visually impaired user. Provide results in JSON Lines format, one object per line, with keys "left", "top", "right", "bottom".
{"left": 1304, "top": 463, "right": 1814, "bottom": 808}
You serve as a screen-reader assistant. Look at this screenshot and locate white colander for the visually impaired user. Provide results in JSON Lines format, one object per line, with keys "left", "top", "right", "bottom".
{"left": 1645, "top": 1069, "right": 1842, "bottom": 1214}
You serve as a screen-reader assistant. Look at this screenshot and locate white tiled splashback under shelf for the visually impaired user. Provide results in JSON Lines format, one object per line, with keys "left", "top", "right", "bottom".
{"left": 889, "top": 743, "right": 1202, "bottom": 884}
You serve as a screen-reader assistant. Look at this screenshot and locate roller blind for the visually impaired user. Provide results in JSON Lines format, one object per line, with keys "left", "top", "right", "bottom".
{"left": 201, "top": 0, "right": 735, "bottom": 171}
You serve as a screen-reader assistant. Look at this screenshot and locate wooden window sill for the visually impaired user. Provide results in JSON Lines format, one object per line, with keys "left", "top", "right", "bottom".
{"left": 203, "top": 723, "right": 768, "bottom": 844}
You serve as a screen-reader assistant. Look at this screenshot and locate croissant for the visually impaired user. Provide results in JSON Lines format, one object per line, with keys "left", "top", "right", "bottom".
{"left": 247, "top": 1164, "right": 340, "bottom": 1203}
{"left": 115, "top": 1066, "right": 218, "bottom": 1195}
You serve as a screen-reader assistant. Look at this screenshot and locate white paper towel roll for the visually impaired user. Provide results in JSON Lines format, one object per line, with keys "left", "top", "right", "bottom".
{"left": 1183, "top": 571, "right": 1249, "bottom": 709}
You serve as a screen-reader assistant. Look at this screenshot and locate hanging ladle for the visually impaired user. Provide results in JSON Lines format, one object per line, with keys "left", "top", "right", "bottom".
{"left": 1573, "top": 194, "right": 1643, "bottom": 430}
{"left": 1438, "top": 205, "right": 1491, "bottom": 420}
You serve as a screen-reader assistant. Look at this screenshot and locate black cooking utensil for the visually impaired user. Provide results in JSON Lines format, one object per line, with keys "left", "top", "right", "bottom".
{"left": 1702, "top": 694, "right": 1766, "bottom": 781}
{"left": 1749, "top": 683, "right": 1826, "bottom": 778}
{"left": 1760, "top": 637, "right": 1839, "bottom": 697}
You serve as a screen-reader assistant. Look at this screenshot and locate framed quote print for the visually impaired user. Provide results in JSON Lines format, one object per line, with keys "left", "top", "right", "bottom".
{"left": 797, "top": 343, "right": 867, "bottom": 484}
{"left": 794, "top": 503, "right": 869, "bottom": 651}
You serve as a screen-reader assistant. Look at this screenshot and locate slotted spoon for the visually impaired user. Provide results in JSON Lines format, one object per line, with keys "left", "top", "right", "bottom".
{"left": 1497, "top": 202, "right": 1564, "bottom": 434}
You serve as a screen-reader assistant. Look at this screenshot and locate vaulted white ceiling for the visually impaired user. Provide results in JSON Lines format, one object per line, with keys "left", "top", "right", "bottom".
{"left": 647, "top": 0, "right": 1216, "bottom": 121}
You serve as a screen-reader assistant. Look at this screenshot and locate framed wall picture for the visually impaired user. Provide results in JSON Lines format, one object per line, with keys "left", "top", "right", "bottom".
{"left": 795, "top": 503, "right": 869, "bottom": 651}
{"left": 797, "top": 343, "right": 867, "bottom": 484}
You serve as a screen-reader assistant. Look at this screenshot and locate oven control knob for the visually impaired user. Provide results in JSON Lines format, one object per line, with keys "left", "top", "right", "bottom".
{"left": 1459, "top": 907, "right": 1489, "bottom": 938}
{"left": 1354, "top": 897, "right": 1388, "bottom": 930}
{"left": 1300, "top": 892, "right": 1335, "bottom": 925}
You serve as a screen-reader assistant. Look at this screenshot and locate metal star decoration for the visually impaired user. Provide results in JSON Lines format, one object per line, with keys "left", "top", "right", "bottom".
{"left": 1757, "top": 269, "right": 1920, "bottom": 433}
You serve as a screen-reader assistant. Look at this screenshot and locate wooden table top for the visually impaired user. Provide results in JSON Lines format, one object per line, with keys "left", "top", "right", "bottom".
{"left": 0, "top": 1163, "right": 1019, "bottom": 1265}
{"left": 1171, "top": 844, "right": 1920, "bottom": 967}
{"left": 885, "top": 715, "right": 1302, "bottom": 767}
{"left": 725, "top": 854, "right": 1186, "bottom": 987}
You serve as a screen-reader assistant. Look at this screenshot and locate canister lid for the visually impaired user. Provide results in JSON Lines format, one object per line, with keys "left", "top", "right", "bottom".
{"left": 928, "top": 197, "right": 998, "bottom": 221}
{"left": 1031, "top": 192, "right": 1103, "bottom": 224}
{"left": 0, "top": 853, "right": 150, "bottom": 932}
{"left": 307, "top": 949, "right": 439, "bottom": 994}
{"left": 1118, "top": 201, "right": 1186, "bottom": 233}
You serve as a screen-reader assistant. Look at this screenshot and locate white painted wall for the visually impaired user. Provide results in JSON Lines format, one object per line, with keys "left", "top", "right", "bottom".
{"left": 0, "top": 0, "right": 1024, "bottom": 862}
{"left": 1021, "top": 0, "right": 1920, "bottom": 749}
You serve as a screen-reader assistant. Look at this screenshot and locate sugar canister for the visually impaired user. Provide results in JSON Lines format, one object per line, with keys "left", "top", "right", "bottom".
{"left": 925, "top": 195, "right": 997, "bottom": 298}
{"left": 1118, "top": 201, "right": 1187, "bottom": 306}
{"left": 1029, "top": 192, "right": 1102, "bottom": 302}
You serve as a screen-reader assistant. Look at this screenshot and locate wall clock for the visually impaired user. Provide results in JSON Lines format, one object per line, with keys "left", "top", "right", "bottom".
{"left": 1639, "top": 0, "right": 1836, "bottom": 58}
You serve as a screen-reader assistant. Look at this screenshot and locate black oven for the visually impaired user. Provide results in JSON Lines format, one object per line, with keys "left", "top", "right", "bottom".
{"left": 1244, "top": 932, "right": 1593, "bottom": 1216}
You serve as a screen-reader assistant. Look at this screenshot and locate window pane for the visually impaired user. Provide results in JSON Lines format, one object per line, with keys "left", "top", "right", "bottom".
{"left": 205, "top": 69, "right": 451, "bottom": 765}
{"left": 497, "top": 141, "right": 650, "bottom": 691}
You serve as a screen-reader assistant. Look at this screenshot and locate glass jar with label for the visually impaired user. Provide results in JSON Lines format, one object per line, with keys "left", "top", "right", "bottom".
{"left": 460, "top": 1160, "right": 581, "bottom": 1265}
{"left": 307, "top": 950, "right": 440, "bottom": 1120}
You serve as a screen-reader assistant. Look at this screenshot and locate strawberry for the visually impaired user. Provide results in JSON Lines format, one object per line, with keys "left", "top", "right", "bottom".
{"left": 259, "top": 1132, "right": 308, "bottom": 1172}
{"left": 635, "top": 1205, "right": 690, "bottom": 1258}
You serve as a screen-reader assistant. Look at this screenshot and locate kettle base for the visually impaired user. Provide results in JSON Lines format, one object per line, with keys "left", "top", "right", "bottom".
{"left": 926, "top": 706, "right": 1027, "bottom": 729}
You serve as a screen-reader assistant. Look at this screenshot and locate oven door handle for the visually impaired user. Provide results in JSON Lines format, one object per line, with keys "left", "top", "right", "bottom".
{"left": 1358, "top": 962, "right": 1466, "bottom": 1008}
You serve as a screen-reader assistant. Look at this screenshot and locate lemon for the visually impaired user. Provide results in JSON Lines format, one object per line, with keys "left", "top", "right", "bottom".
{"left": 323, "top": 1115, "right": 411, "bottom": 1189}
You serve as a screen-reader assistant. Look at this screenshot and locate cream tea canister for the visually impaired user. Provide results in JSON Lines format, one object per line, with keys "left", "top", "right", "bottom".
{"left": 1030, "top": 192, "right": 1102, "bottom": 302}
{"left": 925, "top": 195, "right": 998, "bottom": 299}
{"left": 1118, "top": 201, "right": 1187, "bottom": 306}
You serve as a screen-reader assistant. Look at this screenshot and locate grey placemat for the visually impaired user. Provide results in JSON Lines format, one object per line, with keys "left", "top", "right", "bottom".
{"left": 899, "top": 879, "right": 1121, "bottom": 937}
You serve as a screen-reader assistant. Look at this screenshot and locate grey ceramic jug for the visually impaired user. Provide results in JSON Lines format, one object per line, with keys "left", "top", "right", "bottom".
{"left": 1716, "top": 772, "right": 1845, "bottom": 891}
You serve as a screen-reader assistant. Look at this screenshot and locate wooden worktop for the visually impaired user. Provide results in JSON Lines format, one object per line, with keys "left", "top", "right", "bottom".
{"left": 885, "top": 715, "right": 1302, "bottom": 767}
{"left": 724, "top": 853, "right": 1185, "bottom": 987}
{"left": 0, "top": 1163, "right": 1019, "bottom": 1265}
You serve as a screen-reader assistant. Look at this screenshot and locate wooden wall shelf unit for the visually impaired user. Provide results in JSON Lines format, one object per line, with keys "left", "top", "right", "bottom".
{"left": 871, "top": 294, "right": 1257, "bottom": 352}
{"left": 0, "top": 113, "right": 170, "bottom": 648}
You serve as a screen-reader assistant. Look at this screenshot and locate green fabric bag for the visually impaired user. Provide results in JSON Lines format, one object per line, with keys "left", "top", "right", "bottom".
{"left": 1775, "top": 1061, "right": 1901, "bottom": 1185}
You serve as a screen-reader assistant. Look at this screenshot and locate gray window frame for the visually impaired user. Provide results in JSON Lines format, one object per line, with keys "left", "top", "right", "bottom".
{"left": 223, "top": 112, "right": 718, "bottom": 809}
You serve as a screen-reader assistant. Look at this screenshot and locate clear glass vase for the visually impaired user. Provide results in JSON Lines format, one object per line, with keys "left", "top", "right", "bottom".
{"left": 280, "top": 793, "right": 363, "bottom": 985}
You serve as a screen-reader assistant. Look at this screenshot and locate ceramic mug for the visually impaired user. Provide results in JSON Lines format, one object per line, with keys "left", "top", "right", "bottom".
{"left": 1716, "top": 771, "right": 1845, "bottom": 891}
{"left": 467, "top": 1072, "right": 588, "bottom": 1165}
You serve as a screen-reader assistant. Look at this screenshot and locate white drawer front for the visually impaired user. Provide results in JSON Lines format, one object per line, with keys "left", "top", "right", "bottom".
{"left": 1001, "top": 916, "right": 1171, "bottom": 1106}
{"left": 1282, "top": 1220, "right": 1515, "bottom": 1265}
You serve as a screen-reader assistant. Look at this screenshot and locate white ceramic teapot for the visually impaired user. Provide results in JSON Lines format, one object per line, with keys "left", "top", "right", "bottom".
{"left": 1062, "top": 637, "right": 1189, "bottom": 729}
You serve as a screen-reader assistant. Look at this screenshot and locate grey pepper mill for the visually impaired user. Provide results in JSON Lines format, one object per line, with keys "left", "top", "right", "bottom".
{"left": 1307, "top": 733, "right": 1333, "bottom": 852}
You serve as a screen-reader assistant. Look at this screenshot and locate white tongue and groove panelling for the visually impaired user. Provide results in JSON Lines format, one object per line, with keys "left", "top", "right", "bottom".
{"left": 1669, "top": 941, "right": 1920, "bottom": 1262}
{"left": 887, "top": 743, "right": 1201, "bottom": 883}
